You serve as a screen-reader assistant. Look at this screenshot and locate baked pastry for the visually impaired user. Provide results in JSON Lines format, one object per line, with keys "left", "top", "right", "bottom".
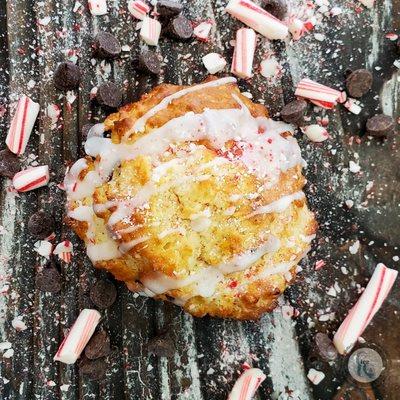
{"left": 65, "top": 76, "right": 317, "bottom": 320}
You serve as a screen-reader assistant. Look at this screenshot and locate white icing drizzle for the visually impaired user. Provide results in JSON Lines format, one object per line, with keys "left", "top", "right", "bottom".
{"left": 87, "top": 241, "right": 122, "bottom": 262}
{"left": 158, "top": 227, "right": 186, "bottom": 239}
{"left": 119, "top": 235, "right": 151, "bottom": 253}
{"left": 68, "top": 206, "right": 96, "bottom": 240}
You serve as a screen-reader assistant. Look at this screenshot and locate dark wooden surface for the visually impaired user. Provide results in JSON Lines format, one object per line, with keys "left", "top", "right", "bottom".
{"left": 0, "top": 1, "right": 399, "bottom": 399}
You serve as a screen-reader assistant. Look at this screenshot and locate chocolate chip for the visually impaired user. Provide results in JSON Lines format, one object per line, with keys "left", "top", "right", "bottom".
{"left": 96, "top": 82, "right": 123, "bottom": 109}
{"left": 79, "top": 357, "right": 108, "bottom": 380}
{"left": 53, "top": 62, "right": 81, "bottom": 91}
{"left": 36, "top": 267, "right": 61, "bottom": 293}
{"left": 314, "top": 333, "right": 338, "bottom": 361}
{"left": 28, "top": 211, "right": 55, "bottom": 239}
{"left": 147, "top": 333, "right": 175, "bottom": 357}
{"left": 137, "top": 50, "right": 161, "bottom": 75}
{"left": 262, "top": 0, "right": 288, "bottom": 20}
{"left": 280, "top": 99, "right": 308, "bottom": 124}
{"left": 85, "top": 330, "right": 111, "bottom": 360}
{"left": 90, "top": 280, "right": 117, "bottom": 309}
{"left": 93, "top": 32, "right": 121, "bottom": 59}
{"left": 157, "top": 0, "right": 183, "bottom": 17}
{"left": 346, "top": 69, "right": 373, "bottom": 98}
{"left": 0, "top": 149, "right": 21, "bottom": 178}
{"left": 366, "top": 114, "right": 395, "bottom": 137}
{"left": 166, "top": 15, "right": 193, "bottom": 40}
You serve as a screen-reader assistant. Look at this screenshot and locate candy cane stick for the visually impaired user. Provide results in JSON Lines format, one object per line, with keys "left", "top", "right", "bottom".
{"left": 140, "top": 17, "right": 161, "bottom": 46}
{"left": 333, "top": 263, "right": 398, "bottom": 355}
{"left": 295, "top": 78, "right": 341, "bottom": 109}
{"left": 12, "top": 165, "right": 49, "bottom": 192}
{"left": 227, "top": 368, "right": 266, "bottom": 400}
{"left": 6, "top": 95, "right": 40, "bottom": 155}
{"left": 226, "top": 0, "right": 288, "bottom": 40}
{"left": 54, "top": 309, "right": 101, "bottom": 364}
{"left": 128, "top": 0, "right": 150, "bottom": 20}
{"left": 231, "top": 28, "right": 257, "bottom": 79}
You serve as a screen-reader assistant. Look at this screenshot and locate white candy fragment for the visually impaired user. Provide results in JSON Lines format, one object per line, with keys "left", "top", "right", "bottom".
{"left": 54, "top": 309, "right": 101, "bottom": 364}
{"left": 11, "top": 316, "right": 27, "bottom": 331}
{"left": 349, "top": 161, "right": 361, "bottom": 173}
{"left": 13, "top": 166, "right": 50, "bottom": 192}
{"left": 140, "top": 17, "right": 161, "bottom": 46}
{"left": 307, "top": 368, "right": 325, "bottom": 385}
{"left": 202, "top": 53, "right": 227, "bottom": 74}
{"left": 34, "top": 240, "right": 53, "bottom": 258}
{"left": 6, "top": 95, "right": 40, "bottom": 155}
{"left": 193, "top": 21, "right": 213, "bottom": 41}
{"left": 358, "top": 0, "right": 374, "bottom": 8}
{"left": 226, "top": 0, "right": 288, "bottom": 40}
{"left": 302, "top": 125, "right": 329, "bottom": 142}
{"left": 128, "top": 0, "right": 150, "bottom": 20}
{"left": 349, "top": 240, "right": 360, "bottom": 254}
{"left": 53, "top": 241, "right": 73, "bottom": 263}
{"left": 260, "top": 58, "right": 280, "bottom": 78}
{"left": 231, "top": 28, "right": 257, "bottom": 79}
{"left": 344, "top": 98, "right": 362, "bottom": 115}
{"left": 228, "top": 368, "right": 266, "bottom": 400}
{"left": 88, "top": 0, "right": 108, "bottom": 15}
{"left": 333, "top": 263, "right": 398, "bottom": 354}
{"left": 288, "top": 18, "right": 305, "bottom": 41}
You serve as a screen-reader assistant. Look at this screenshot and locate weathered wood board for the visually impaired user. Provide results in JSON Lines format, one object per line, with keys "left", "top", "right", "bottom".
{"left": 0, "top": 0, "right": 399, "bottom": 399}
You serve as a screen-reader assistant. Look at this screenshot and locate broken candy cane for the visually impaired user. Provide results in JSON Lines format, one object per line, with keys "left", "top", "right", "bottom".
{"left": 88, "top": 0, "right": 108, "bottom": 16}
{"left": 295, "top": 78, "right": 342, "bottom": 109}
{"left": 302, "top": 125, "right": 329, "bottom": 142}
{"left": 231, "top": 28, "right": 257, "bottom": 79}
{"left": 6, "top": 95, "right": 40, "bottom": 155}
{"left": 193, "top": 21, "right": 213, "bottom": 41}
{"left": 333, "top": 263, "right": 398, "bottom": 355}
{"left": 227, "top": 368, "right": 266, "bottom": 400}
{"left": 53, "top": 240, "right": 74, "bottom": 263}
{"left": 128, "top": 0, "right": 150, "bottom": 20}
{"left": 226, "top": 0, "right": 288, "bottom": 40}
{"left": 140, "top": 17, "right": 161, "bottom": 46}
{"left": 202, "top": 53, "right": 227, "bottom": 74}
{"left": 344, "top": 99, "right": 362, "bottom": 115}
{"left": 54, "top": 309, "right": 101, "bottom": 364}
{"left": 13, "top": 166, "right": 49, "bottom": 192}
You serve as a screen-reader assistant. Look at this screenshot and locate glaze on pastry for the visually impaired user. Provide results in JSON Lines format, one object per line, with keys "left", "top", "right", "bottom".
{"left": 65, "top": 77, "right": 317, "bottom": 320}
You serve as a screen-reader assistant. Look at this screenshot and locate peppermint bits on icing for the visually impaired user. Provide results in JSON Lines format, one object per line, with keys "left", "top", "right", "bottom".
{"left": 140, "top": 17, "right": 161, "bottom": 46}
{"left": 231, "top": 28, "right": 257, "bottom": 79}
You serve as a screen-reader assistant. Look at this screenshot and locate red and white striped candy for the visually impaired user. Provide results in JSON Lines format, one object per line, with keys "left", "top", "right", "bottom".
{"left": 227, "top": 368, "right": 266, "bottom": 400}
{"left": 226, "top": 0, "right": 288, "bottom": 40}
{"left": 203, "top": 53, "right": 227, "bottom": 74}
{"left": 54, "top": 309, "right": 101, "bottom": 364}
{"left": 88, "top": 0, "right": 108, "bottom": 15}
{"left": 344, "top": 99, "right": 362, "bottom": 115}
{"left": 231, "top": 28, "right": 257, "bottom": 79}
{"left": 6, "top": 95, "right": 40, "bottom": 155}
{"left": 295, "top": 78, "right": 342, "bottom": 109}
{"left": 333, "top": 263, "right": 398, "bottom": 355}
{"left": 53, "top": 240, "right": 73, "bottom": 263}
{"left": 13, "top": 165, "right": 49, "bottom": 192}
{"left": 140, "top": 17, "right": 161, "bottom": 46}
{"left": 128, "top": 0, "right": 150, "bottom": 20}
{"left": 193, "top": 21, "right": 213, "bottom": 41}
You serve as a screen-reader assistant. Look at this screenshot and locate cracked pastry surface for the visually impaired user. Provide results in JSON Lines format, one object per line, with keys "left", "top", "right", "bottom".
{"left": 65, "top": 76, "right": 317, "bottom": 320}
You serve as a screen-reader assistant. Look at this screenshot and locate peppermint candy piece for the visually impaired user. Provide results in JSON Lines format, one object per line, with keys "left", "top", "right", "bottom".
{"left": 302, "top": 124, "right": 329, "bottom": 142}
{"left": 140, "top": 17, "right": 161, "bottom": 46}
{"left": 202, "top": 53, "right": 227, "bottom": 75}
{"left": 6, "top": 95, "right": 40, "bottom": 155}
{"left": 128, "top": 0, "right": 150, "bottom": 20}
{"left": 88, "top": 0, "right": 107, "bottom": 15}
{"left": 53, "top": 240, "right": 74, "bottom": 263}
{"left": 295, "top": 78, "right": 341, "bottom": 109}
{"left": 228, "top": 368, "right": 266, "bottom": 400}
{"left": 231, "top": 28, "right": 257, "bottom": 79}
{"left": 13, "top": 165, "right": 49, "bottom": 192}
{"left": 193, "top": 21, "right": 213, "bottom": 41}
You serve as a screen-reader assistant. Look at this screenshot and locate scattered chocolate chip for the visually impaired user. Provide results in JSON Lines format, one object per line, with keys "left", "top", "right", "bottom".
{"left": 366, "top": 114, "right": 395, "bottom": 137}
{"left": 262, "top": 0, "right": 288, "bottom": 20}
{"left": 166, "top": 15, "right": 193, "bottom": 40}
{"left": 137, "top": 50, "right": 161, "bottom": 75}
{"left": 147, "top": 333, "right": 175, "bottom": 357}
{"left": 28, "top": 211, "right": 55, "bottom": 239}
{"left": 90, "top": 280, "right": 117, "bottom": 309}
{"left": 280, "top": 99, "right": 308, "bottom": 124}
{"left": 93, "top": 32, "right": 122, "bottom": 59}
{"left": 0, "top": 149, "right": 21, "bottom": 178}
{"left": 346, "top": 69, "right": 373, "bottom": 98}
{"left": 96, "top": 82, "right": 123, "bottom": 109}
{"left": 53, "top": 62, "right": 81, "bottom": 91}
{"left": 36, "top": 267, "right": 61, "bottom": 293}
{"left": 314, "top": 333, "right": 338, "bottom": 361}
{"left": 157, "top": 0, "right": 183, "bottom": 17}
{"left": 85, "top": 330, "right": 111, "bottom": 360}
{"left": 79, "top": 357, "right": 108, "bottom": 380}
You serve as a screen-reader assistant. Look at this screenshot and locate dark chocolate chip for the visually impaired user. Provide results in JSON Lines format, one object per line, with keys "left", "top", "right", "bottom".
{"left": 53, "top": 62, "right": 81, "bottom": 91}
{"left": 28, "top": 211, "right": 55, "bottom": 239}
{"left": 137, "top": 50, "right": 161, "bottom": 75}
{"left": 79, "top": 357, "right": 108, "bottom": 380}
{"left": 147, "top": 333, "right": 175, "bottom": 357}
{"left": 262, "top": 0, "right": 288, "bottom": 20}
{"left": 166, "top": 15, "right": 193, "bottom": 40}
{"left": 85, "top": 330, "right": 111, "bottom": 360}
{"left": 96, "top": 82, "right": 123, "bottom": 109}
{"left": 36, "top": 267, "right": 61, "bottom": 293}
{"left": 90, "top": 280, "right": 117, "bottom": 309}
{"left": 157, "top": 0, "right": 183, "bottom": 17}
{"left": 93, "top": 32, "right": 122, "bottom": 59}
{"left": 366, "top": 114, "right": 395, "bottom": 137}
{"left": 346, "top": 69, "right": 373, "bottom": 98}
{"left": 280, "top": 99, "right": 308, "bottom": 124}
{"left": 0, "top": 149, "right": 21, "bottom": 178}
{"left": 314, "top": 333, "right": 338, "bottom": 361}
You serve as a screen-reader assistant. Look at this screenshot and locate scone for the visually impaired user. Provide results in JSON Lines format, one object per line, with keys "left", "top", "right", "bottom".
{"left": 64, "top": 76, "right": 317, "bottom": 320}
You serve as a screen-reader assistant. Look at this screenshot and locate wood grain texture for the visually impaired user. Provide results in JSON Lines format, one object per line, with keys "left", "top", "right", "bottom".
{"left": 0, "top": 1, "right": 399, "bottom": 399}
